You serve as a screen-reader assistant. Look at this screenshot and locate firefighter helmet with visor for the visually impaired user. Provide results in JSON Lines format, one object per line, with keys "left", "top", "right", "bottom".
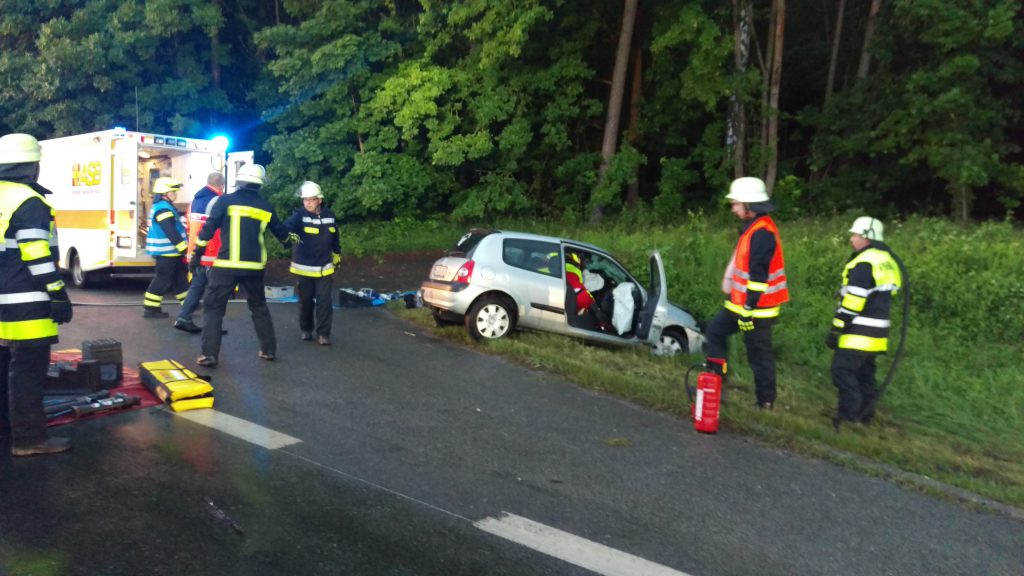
{"left": 0, "top": 133, "right": 42, "bottom": 164}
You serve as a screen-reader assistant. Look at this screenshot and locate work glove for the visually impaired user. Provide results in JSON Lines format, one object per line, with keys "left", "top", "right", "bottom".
{"left": 332, "top": 252, "right": 341, "bottom": 266}
{"left": 50, "top": 290, "right": 73, "bottom": 325}
{"left": 825, "top": 330, "right": 840, "bottom": 350}
{"left": 189, "top": 247, "right": 204, "bottom": 271}
{"left": 283, "top": 232, "right": 301, "bottom": 248}
{"left": 737, "top": 307, "right": 754, "bottom": 332}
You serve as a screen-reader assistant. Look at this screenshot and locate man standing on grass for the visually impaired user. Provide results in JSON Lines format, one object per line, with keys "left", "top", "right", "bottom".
{"left": 826, "top": 216, "right": 902, "bottom": 428}
{"left": 704, "top": 177, "right": 789, "bottom": 410}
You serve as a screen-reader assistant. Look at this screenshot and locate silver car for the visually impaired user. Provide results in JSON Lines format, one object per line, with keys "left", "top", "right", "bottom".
{"left": 421, "top": 229, "right": 704, "bottom": 356}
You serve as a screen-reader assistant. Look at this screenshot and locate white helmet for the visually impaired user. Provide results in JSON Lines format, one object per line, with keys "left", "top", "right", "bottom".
{"left": 235, "top": 163, "right": 267, "bottom": 186}
{"left": 725, "top": 177, "right": 769, "bottom": 203}
{"left": 0, "top": 133, "right": 42, "bottom": 164}
{"left": 298, "top": 181, "right": 323, "bottom": 199}
{"left": 849, "top": 216, "right": 884, "bottom": 241}
{"left": 152, "top": 176, "right": 183, "bottom": 195}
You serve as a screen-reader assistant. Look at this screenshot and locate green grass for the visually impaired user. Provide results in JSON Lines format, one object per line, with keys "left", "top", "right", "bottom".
{"left": 381, "top": 214, "right": 1024, "bottom": 508}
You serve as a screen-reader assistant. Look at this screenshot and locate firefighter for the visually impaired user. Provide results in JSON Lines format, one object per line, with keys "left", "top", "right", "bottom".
{"left": 175, "top": 172, "right": 225, "bottom": 333}
{"left": 284, "top": 181, "right": 341, "bottom": 346}
{"left": 192, "top": 164, "right": 296, "bottom": 367}
{"left": 0, "top": 133, "right": 73, "bottom": 456}
{"left": 705, "top": 177, "right": 789, "bottom": 409}
{"left": 827, "top": 216, "right": 902, "bottom": 427}
{"left": 142, "top": 177, "right": 189, "bottom": 318}
{"left": 565, "top": 250, "right": 611, "bottom": 331}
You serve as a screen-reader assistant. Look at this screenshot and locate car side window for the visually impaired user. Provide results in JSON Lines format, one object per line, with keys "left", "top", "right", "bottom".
{"left": 586, "top": 253, "right": 628, "bottom": 285}
{"left": 503, "top": 239, "right": 562, "bottom": 278}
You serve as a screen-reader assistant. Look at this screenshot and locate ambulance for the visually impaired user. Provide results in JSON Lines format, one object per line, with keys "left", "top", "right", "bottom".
{"left": 37, "top": 127, "right": 253, "bottom": 287}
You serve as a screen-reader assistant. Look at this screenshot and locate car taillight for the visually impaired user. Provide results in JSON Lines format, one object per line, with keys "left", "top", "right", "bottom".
{"left": 454, "top": 260, "right": 475, "bottom": 284}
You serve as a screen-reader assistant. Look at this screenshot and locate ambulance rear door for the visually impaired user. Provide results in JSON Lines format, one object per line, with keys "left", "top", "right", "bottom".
{"left": 112, "top": 134, "right": 143, "bottom": 260}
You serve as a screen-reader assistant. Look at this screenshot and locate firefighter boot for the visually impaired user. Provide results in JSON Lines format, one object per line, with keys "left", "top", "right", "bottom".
{"left": 143, "top": 308, "right": 169, "bottom": 319}
{"left": 12, "top": 437, "right": 72, "bottom": 457}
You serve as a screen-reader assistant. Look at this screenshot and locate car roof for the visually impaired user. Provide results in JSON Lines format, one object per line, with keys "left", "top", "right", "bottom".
{"left": 491, "top": 230, "right": 607, "bottom": 256}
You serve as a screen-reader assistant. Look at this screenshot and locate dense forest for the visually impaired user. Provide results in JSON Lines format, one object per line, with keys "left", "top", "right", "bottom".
{"left": 1, "top": 0, "right": 1020, "bottom": 223}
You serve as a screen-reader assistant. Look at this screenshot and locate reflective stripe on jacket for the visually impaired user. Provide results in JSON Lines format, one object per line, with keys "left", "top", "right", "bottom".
{"left": 0, "top": 181, "right": 61, "bottom": 344}
{"left": 834, "top": 247, "right": 902, "bottom": 352}
{"left": 725, "top": 215, "right": 788, "bottom": 318}
{"left": 284, "top": 207, "right": 340, "bottom": 278}
{"left": 146, "top": 199, "right": 187, "bottom": 257}
{"left": 196, "top": 186, "right": 289, "bottom": 275}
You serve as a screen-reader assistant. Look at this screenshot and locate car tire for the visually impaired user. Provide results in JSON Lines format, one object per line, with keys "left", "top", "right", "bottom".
{"left": 431, "top": 307, "right": 460, "bottom": 327}
{"left": 465, "top": 296, "right": 516, "bottom": 340}
{"left": 657, "top": 328, "right": 688, "bottom": 356}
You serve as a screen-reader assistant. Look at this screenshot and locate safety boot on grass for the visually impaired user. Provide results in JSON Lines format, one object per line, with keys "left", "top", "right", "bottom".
{"left": 12, "top": 437, "right": 72, "bottom": 457}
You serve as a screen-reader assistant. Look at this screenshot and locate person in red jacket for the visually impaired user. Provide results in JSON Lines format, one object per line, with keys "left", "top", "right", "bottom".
{"left": 175, "top": 172, "right": 224, "bottom": 333}
{"left": 704, "top": 177, "right": 789, "bottom": 409}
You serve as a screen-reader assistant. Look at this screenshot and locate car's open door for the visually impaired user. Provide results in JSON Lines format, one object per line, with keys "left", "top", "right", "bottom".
{"left": 635, "top": 251, "right": 669, "bottom": 342}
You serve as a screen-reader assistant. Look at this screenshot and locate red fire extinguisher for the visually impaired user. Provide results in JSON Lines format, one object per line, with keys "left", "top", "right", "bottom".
{"left": 685, "top": 359, "right": 726, "bottom": 434}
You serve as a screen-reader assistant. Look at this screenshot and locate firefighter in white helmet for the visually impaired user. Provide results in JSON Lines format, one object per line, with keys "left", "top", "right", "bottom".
{"left": 284, "top": 181, "right": 341, "bottom": 345}
{"left": 192, "top": 164, "right": 297, "bottom": 367}
{"left": 142, "top": 177, "right": 189, "bottom": 319}
{"left": 827, "top": 216, "right": 902, "bottom": 427}
{"left": 0, "top": 133, "right": 73, "bottom": 456}
{"left": 705, "top": 177, "right": 790, "bottom": 409}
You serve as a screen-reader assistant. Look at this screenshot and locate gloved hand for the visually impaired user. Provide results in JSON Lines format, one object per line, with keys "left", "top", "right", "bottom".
{"left": 50, "top": 290, "right": 73, "bottom": 324}
{"left": 825, "top": 330, "right": 840, "bottom": 350}
{"left": 284, "top": 232, "right": 301, "bottom": 248}
{"left": 737, "top": 307, "right": 754, "bottom": 332}
{"left": 332, "top": 252, "right": 341, "bottom": 266}
{"left": 190, "top": 247, "right": 204, "bottom": 271}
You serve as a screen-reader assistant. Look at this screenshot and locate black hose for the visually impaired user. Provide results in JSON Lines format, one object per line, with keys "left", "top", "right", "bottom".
{"left": 856, "top": 242, "right": 910, "bottom": 421}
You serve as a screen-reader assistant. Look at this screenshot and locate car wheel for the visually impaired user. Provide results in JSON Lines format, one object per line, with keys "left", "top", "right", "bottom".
{"left": 431, "top": 307, "right": 460, "bottom": 327}
{"left": 657, "top": 328, "right": 688, "bottom": 356}
{"left": 466, "top": 296, "right": 516, "bottom": 340}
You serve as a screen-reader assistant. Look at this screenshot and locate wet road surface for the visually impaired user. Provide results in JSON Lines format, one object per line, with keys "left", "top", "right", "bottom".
{"left": 1, "top": 282, "right": 1022, "bottom": 575}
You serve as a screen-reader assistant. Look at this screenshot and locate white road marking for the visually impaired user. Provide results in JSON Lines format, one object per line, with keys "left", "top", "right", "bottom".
{"left": 175, "top": 410, "right": 302, "bottom": 450}
{"left": 475, "top": 513, "right": 693, "bottom": 576}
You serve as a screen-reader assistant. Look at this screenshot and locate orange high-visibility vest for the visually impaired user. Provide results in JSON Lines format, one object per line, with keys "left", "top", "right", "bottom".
{"left": 726, "top": 215, "right": 789, "bottom": 318}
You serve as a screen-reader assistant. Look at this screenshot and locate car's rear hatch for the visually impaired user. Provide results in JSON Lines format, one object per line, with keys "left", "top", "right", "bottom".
{"left": 427, "top": 229, "right": 496, "bottom": 281}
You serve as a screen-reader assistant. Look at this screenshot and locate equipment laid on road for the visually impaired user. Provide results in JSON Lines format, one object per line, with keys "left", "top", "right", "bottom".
{"left": 44, "top": 360, "right": 103, "bottom": 395}
{"left": 44, "top": 391, "right": 140, "bottom": 420}
{"left": 139, "top": 359, "right": 214, "bottom": 412}
{"left": 82, "top": 338, "right": 124, "bottom": 387}
{"left": 684, "top": 361, "right": 725, "bottom": 434}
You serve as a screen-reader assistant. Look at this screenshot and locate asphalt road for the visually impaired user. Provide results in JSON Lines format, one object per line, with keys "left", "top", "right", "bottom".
{"left": 1, "top": 282, "right": 1021, "bottom": 575}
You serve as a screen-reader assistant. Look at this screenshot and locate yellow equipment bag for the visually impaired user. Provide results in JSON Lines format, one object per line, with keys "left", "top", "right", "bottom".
{"left": 139, "top": 359, "right": 214, "bottom": 412}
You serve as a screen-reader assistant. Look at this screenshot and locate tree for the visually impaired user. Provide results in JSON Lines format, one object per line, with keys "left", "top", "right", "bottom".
{"left": 592, "top": 0, "right": 639, "bottom": 223}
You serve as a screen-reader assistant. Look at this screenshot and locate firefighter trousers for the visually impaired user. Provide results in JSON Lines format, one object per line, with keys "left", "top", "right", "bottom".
{"left": 0, "top": 344, "right": 51, "bottom": 445}
{"left": 831, "top": 349, "right": 878, "bottom": 422}
{"left": 201, "top": 269, "right": 277, "bottom": 359}
{"left": 296, "top": 276, "right": 334, "bottom": 337}
{"left": 144, "top": 256, "right": 189, "bottom": 311}
{"left": 704, "top": 309, "right": 777, "bottom": 405}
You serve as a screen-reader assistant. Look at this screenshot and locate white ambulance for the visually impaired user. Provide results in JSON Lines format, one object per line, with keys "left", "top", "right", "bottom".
{"left": 38, "top": 127, "right": 253, "bottom": 287}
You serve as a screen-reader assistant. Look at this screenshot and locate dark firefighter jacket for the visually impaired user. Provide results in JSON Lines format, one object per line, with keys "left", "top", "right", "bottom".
{"left": 833, "top": 244, "right": 902, "bottom": 352}
{"left": 0, "top": 177, "right": 64, "bottom": 345}
{"left": 195, "top": 184, "right": 289, "bottom": 276}
{"left": 284, "top": 206, "right": 340, "bottom": 278}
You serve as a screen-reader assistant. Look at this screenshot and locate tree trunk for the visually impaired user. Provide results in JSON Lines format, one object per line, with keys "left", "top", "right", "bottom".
{"left": 625, "top": 36, "right": 643, "bottom": 207}
{"left": 729, "top": 0, "right": 753, "bottom": 177}
{"left": 824, "top": 0, "right": 846, "bottom": 103}
{"left": 764, "top": 0, "right": 786, "bottom": 196}
{"left": 592, "top": 0, "right": 639, "bottom": 224}
{"left": 857, "top": 0, "right": 881, "bottom": 79}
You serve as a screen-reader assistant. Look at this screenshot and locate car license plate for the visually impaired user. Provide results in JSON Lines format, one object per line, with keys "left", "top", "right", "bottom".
{"left": 432, "top": 264, "right": 447, "bottom": 279}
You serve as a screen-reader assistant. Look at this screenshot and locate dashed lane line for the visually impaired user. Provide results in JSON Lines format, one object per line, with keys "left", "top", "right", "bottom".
{"left": 475, "top": 512, "right": 693, "bottom": 576}
{"left": 174, "top": 409, "right": 302, "bottom": 450}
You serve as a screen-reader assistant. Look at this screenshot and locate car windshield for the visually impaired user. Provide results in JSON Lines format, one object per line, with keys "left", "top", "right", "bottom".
{"left": 447, "top": 229, "right": 494, "bottom": 258}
